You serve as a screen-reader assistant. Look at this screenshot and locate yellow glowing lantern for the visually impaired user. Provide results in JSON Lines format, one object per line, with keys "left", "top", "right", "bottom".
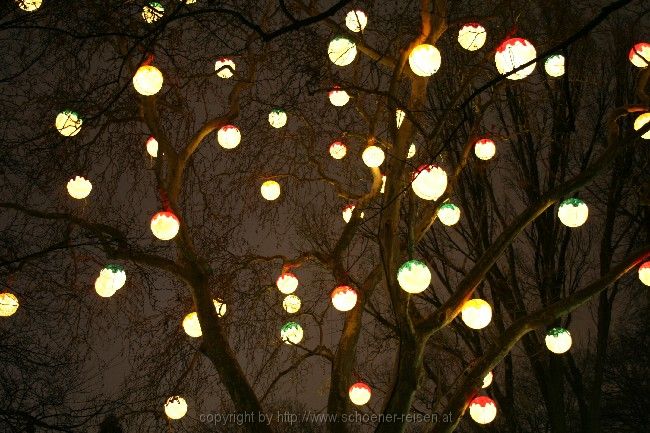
{"left": 133, "top": 65, "right": 163, "bottom": 96}
{"left": 629, "top": 43, "right": 650, "bottom": 68}
{"left": 396, "top": 109, "right": 405, "bottom": 128}
{"left": 329, "top": 86, "right": 350, "bottom": 106}
{"left": 142, "top": 2, "right": 164, "bottom": 23}
{"left": 328, "top": 36, "right": 357, "bottom": 66}
{"left": 217, "top": 125, "right": 241, "bottom": 149}
{"left": 557, "top": 198, "right": 588, "bottom": 228}
{"left": 94, "top": 265, "right": 126, "bottom": 298}
{"left": 639, "top": 261, "right": 650, "bottom": 286}
{"left": 474, "top": 138, "right": 496, "bottom": 160}
{"left": 458, "top": 23, "right": 487, "bottom": 51}
{"left": 281, "top": 321, "right": 303, "bottom": 344}
{"left": 407, "top": 143, "right": 416, "bottom": 159}
{"left": 16, "top": 0, "right": 42, "bottom": 12}
{"left": 545, "top": 327, "right": 572, "bottom": 354}
{"left": 150, "top": 211, "right": 180, "bottom": 241}
{"left": 495, "top": 38, "right": 537, "bottom": 80}
{"left": 342, "top": 204, "right": 364, "bottom": 223}
{"left": 461, "top": 299, "right": 492, "bottom": 330}
{"left": 215, "top": 58, "right": 235, "bottom": 78}
{"left": 268, "top": 109, "right": 287, "bottom": 128}
{"left": 146, "top": 136, "right": 158, "bottom": 157}
{"left": 348, "top": 382, "right": 371, "bottom": 406}
{"left": 437, "top": 203, "right": 461, "bottom": 226}
{"left": 469, "top": 396, "right": 497, "bottom": 424}
{"left": 544, "top": 54, "right": 565, "bottom": 77}
{"left": 55, "top": 110, "right": 82, "bottom": 137}
{"left": 0, "top": 292, "right": 19, "bottom": 317}
{"left": 397, "top": 259, "right": 431, "bottom": 294}
{"left": 409, "top": 44, "right": 441, "bottom": 77}
{"left": 345, "top": 10, "right": 367, "bottom": 32}
{"left": 331, "top": 286, "right": 357, "bottom": 311}
{"left": 261, "top": 180, "right": 281, "bottom": 201}
{"left": 482, "top": 371, "right": 493, "bottom": 388}
{"left": 380, "top": 175, "right": 386, "bottom": 193}
{"left": 67, "top": 176, "right": 92, "bottom": 199}
{"left": 329, "top": 141, "right": 347, "bottom": 159}
{"left": 182, "top": 299, "right": 227, "bottom": 338}
{"left": 164, "top": 396, "right": 187, "bottom": 420}
{"left": 412, "top": 164, "right": 447, "bottom": 201}
{"left": 276, "top": 272, "right": 298, "bottom": 294}
{"left": 282, "top": 294, "right": 301, "bottom": 314}
{"left": 362, "top": 145, "right": 385, "bottom": 167}
{"left": 633, "top": 112, "right": 650, "bottom": 139}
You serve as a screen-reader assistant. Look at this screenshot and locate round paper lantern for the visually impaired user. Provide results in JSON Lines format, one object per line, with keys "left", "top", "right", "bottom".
{"left": 215, "top": 58, "right": 235, "bottom": 78}
{"left": 142, "top": 2, "right": 164, "bottom": 23}
{"left": 66, "top": 176, "right": 92, "bottom": 199}
{"left": 474, "top": 138, "right": 496, "bottom": 160}
{"left": 397, "top": 259, "right": 431, "bottom": 294}
{"left": 544, "top": 54, "right": 565, "bottom": 77}
{"left": 639, "top": 261, "right": 650, "bottom": 286}
{"left": 545, "top": 327, "right": 572, "bottom": 354}
{"left": 331, "top": 286, "right": 358, "bottom": 311}
{"left": 557, "top": 198, "right": 588, "bottom": 227}
{"left": 482, "top": 371, "right": 493, "bottom": 388}
{"left": 0, "top": 292, "right": 19, "bottom": 317}
{"left": 133, "top": 65, "right": 163, "bottom": 96}
{"left": 461, "top": 299, "right": 492, "bottom": 330}
{"left": 380, "top": 175, "right": 386, "bottom": 194}
{"left": 345, "top": 10, "right": 367, "bottom": 32}
{"left": 276, "top": 273, "right": 298, "bottom": 294}
{"left": 329, "top": 86, "right": 350, "bottom": 106}
{"left": 150, "top": 211, "right": 180, "bottom": 241}
{"left": 260, "top": 180, "right": 281, "bottom": 201}
{"left": 146, "top": 136, "right": 158, "bottom": 157}
{"left": 342, "top": 204, "right": 364, "bottom": 223}
{"left": 281, "top": 321, "right": 303, "bottom": 344}
{"left": 495, "top": 38, "right": 537, "bottom": 80}
{"left": 362, "top": 145, "right": 385, "bottom": 167}
{"left": 16, "top": 0, "right": 42, "bottom": 12}
{"left": 217, "top": 125, "right": 241, "bottom": 149}
{"left": 282, "top": 294, "right": 301, "bottom": 314}
{"left": 629, "top": 42, "right": 650, "bottom": 68}
{"left": 182, "top": 299, "right": 227, "bottom": 338}
{"left": 437, "top": 203, "right": 461, "bottom": 226}
{"left": 55, "top": 110, "right": 82, "bottom": 136}
{"left": 396, "top": 109, "right": 405, "bottom": 128}
{"left": 633, "top": 112, "right": 650, "bottom": 139}
{"left": 469, "top": 396, "right": 497, "bottom": 424}
{"left": 328, "top": 36, "right": 357, "bottom": 66}
{"left": 94, "top": 265, "right": 126, "bottom": 298}
{"left": 348, "top": 382, "right": 371, "bottom": 406}
{"left": 268, "top": 109, "right": 287, "bottom": 128}
{"left": 164, "top": 396, "right": 187, "bottom": 420}
{"left": 407, "top": 143, "right": 416, "bottom": 159}
{"left": 409, "top": 44, "right": 441, "bottom": 77}
{"left": 458, "top": 23, "right": 487, "bottom": 51}
{"left": 412, "top": 164, "right": 447, "bottom": 201}
{"left": 329, "top": 141, "right": 347, "bottom": 159}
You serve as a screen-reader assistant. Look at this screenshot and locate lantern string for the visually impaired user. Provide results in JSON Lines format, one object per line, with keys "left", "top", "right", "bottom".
{"left": 504, "top": 25, "right": 519, "bottom": 41}
{"left": 142, "top": 53, "right": 155, "bottom": 66}
{"left": 159, "top": 188, "right": 171, "bottom": 211}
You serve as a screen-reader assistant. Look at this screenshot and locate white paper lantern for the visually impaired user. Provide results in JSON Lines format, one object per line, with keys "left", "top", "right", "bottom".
{"left": 495, "top": 38, "right": 537, "bottom": 80}
{"left": 329, "top": 86, "right": 350, "bottom": 106}
{"left": 469, "top": 396, "right": 497, "bottom": 424}
{"left": 437, "top": 203, "right": 461, "bottom": 226}
{"left": 461, "top": 299, "right": 492, "bottom": 330}
{"left": 474, "top": 138, "right": 496, "bottom": 160}
{"left": 544, "top": 54, "right": 565, "bottom": 77}
{"left": 633, "top": 112, "right": 650, "bottom": 139}
{"left": 412, "top": 164, "right": 447, "bottom": 201}
{"left": 362, "top": 145, "right": 385, "bottom": 167}
{"left": 67, "top": 176, "right": 92, "bottom": 199}
{"left": 345, "top": 10, "right": 367, "bottom": 32}
{"left": 629, "top": 42, "right": 650, "bottom": 68}
{"left": 331, "top": 285, "right": 358, "bottom": 312}
{"left": 133, "top": 65, "right": 163, "bottom": 96}
{"left": 215, "top": 58, "right": 235, "bottom": 78}
{"left": 146, "top": 136, "right": 158, "bottom": 157}
{"left": 142, "top": 2, "right": 164, "bottom": 23}
{"left": 329, "top": 141, "right": 347, "bottom": 159}
{"left": 268, "top": 109, "right": 287, "bottom": 128}
{"left": 397, "top": 259, "right": 431, "bottom": 294}
{"left": 407, "top": 143, "right": 416, "bottom": 159}
{"left": 348, "top": 382, "right": 371, "bottom": 406}
{"left": 396, "top": 109, "right": 405, "bottom": 128}
{"left": 545, "top": 327, "right": 572, "bottom": 354}
{"left": 94, "top": 265, "right": 126, "bottom": 298}
{"left": 150, "top": 211, "right": 180, "bottom": 241}
{"left": 482, "top": 371, "right": 493, "bottom": 388}
{"left": 0, "top": 292, "right": 19, "bottom": 317}
{"left": 16, "top": 0, "right": 42, "bottom": 12}
{"left": 282, "top": 294, "right": 301, "bottom": 314}
{"left": 342, "top": 204, "right": 364, "bottom": 223}
{"left": 164, "top": 396, "right": 187, "bottom": 420}
{"left": 261, "top": 180, "right": 281, "bottom": 201}
{"left": 281, "top": 321, "right": 303, "bottom": 344}
{"left": 458, "top": 23, "right": 487, "bottom": 51}
{"left": 328, "top": 36, "right": 357, "bottom": 66}
{"left": 409, "top": 44, "right": 441, "bottom": 77}
{"left": 55, "top": 110, "right": 82, "bottom": 137}
{"left": 276, "top": 273, "right": 298, "bottom": 294}
{"left": 182, "top": 299, "right": 227, "bottom": 338}
{"left": 557, "top": 198, "right": 588, "bottom": 228}
{"left": 639, "top": 261, "right": 650, "bottom": 286}
{"left": 217, "top": 125, "right": 241, "bottom": 149}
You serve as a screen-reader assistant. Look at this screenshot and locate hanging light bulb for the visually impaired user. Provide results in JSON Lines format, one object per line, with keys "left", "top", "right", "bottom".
{"left": 67, "top": 176, "right": 92, "bottom": 199}
{"left": 557, "top": 198, "right": 588, "bottom": 227}
{"left": 150, "top": 211, "right": 180, "bottom": 240}
{"left": 639, "top": 261, "right": 650, "bottom": 286}
{"left": 133, "top": 65, "right": 164, "bottom": 96}
{"left": 362, "top": 145, "right": 385, "bottom": 167}
{"left": 458, "top": 23, "right": 487, "bottom": 51}
{"left": 282, "top": 294, "right": 301, "bottom": 314}
{"left": 409, "top": 44, "right": 441, "bottom": 77}
{"left": 0, "top": 292, "right": 19, "bottom": 317}
{"left": 437, "top": 203, "right": 461, "bottom": 226}
{"left": 215, "top": 58, "right": 236, "bottom": 78}
{"left": 182, "top": 299, "right": 228, "bottom": 338}
{"left": 217, "top": 125, "right": 241, "bottom": 149}
{"left": 94, "top": 265, "right": 126, "bottom": 298}
{"left": 146, "top": 136, "right": 158, "bottom": 157}
{"left": 469, "top": 396, "right": 497, "bottom": 424}
{"left": 633, "top": 112, "right": 650, "bottom": 139}
{"left": 495, "top": 38, "right": 537, "bottom": 80}
{"left": 260, "top": 180, "right": 281, "bottom": 201}
{"left": 16, "top": 0, "right": 42, "bottom": 12}
{"left": 461, "top": 299, "right": 492, "bottom": 329}
{"left": 276, "top": 273, "right": 298, "bottom": 294}
{"left": 397, "top": 259, "right": 431, "bottom": 294}
{"left": 412, "top": 165, "right": 447, "bottom": 201}
{"left": 474, "top": 138, "right": 496, "bottom": 160}
{"left": 268, "top": 109, "right": 287, "bottom": 128}
{"left": 329, "top": 141, "right": 348, "bottom": 159}
{"left": 348, "top": 382, "right": 371, "bottom": 406}
{"left": 164, "top": 396, "right": 187, "bottom": 419}
{"left": 545, "top": 327, "right": 572, "bottom": 354}
{"left": 328, "top": 36, "right": 357, "bottom": 66}
{"left": 329, "top": 86, "right": 350, "bottom": 106}
{"left": 142, "top": 2, "right": 164, "bottom": 23}
{"left": 345, "top": 10, "right": 367, "bottom": 32}
{"left": 55, "top": 110, "right": 82, "bottom": 136}
{"left": 407, "top": 143, "right": 416, "bottom": 159}
{"left": 544, "top": 54, "right": 565, "bottom": 77}
{"left": 280, "top": 321, "right": 304, "bottom": 344}
{"left": 629, "top": 42, "right": 650, "bottom": 68}
{"left": 482, "top": 371, "right": 493, "bottom": 388}
{"left": 330, "top": 285, "right": 358, "bottom": 311}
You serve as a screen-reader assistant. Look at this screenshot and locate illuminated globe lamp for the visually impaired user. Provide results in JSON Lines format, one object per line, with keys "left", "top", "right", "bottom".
{"left": 215, "top": 58, "right": 235, "bottom": 78}
{"left": 557, "top": 198, "right": 588, "bottom": 228}
{"left": 150, "top": 211, "right": 180, "bottom": 241}
{"left": 67, "top": 176, "right": 92, "bottom": 199}
{"left": 276, "top": 272, "right": 298, "bottom": 294}
{"left": 397, "top": 259, "right": 431, "bottom": 294}
{"left": 545, "top": 327, "right": 572, "bottom": 354}
{"left": 461, "top": 299, "right": 492, "bottom": 330}
{"left": 544, "top": 54, "right": 566, "bottom": 77}
{"left": 362, "top": 145, "right": 385, "bottom": 168}
{"left": 482, "top": 371, "right": 493, "bottom": 388}
{"left": 407, "top": 143, "right": 416, "bottom": 159}
{"left": 164, "top": 396, "right": 187, "bottom": 420}
{"left": 329, "top": 141, "right": 348, "bottom": 159}
{"left": 495, "top": 38, "right": 537, "bottom": 80}
{"left": 396, "top": 109, "right": 405, "bottom": 128}
{"left": 633, "top": 112, "right": 650, "bottom": 139}
{"left": 331, "top": 285, "right": 358, "bottom": 312}
{"left": 458, "top": 23, "right": 487, "bottom": 51}
{"left": 142, "top": 2, "right": 164, "bottom": 23}
{"left": 437, "top": 203, "right": 461, "bottom": 226}
{"left": 469, "top": 396, "right": 497, "bottom": 424}
{"left": 328, "top": 36, "right": 357, "bottom": 66}
{"left": 260, "top": 180, "right": 281, "bottom": 201}
{"left": 380, "top": 175, "right": 386, "bottom": 194}
{"left": 182, "top": 299, "right": 227, "bottom": 338}
{"left": 474, "top": 138, "right": 496, "bottom": 160}
{"left": 639, "top": 261, "right": 650, "bottom": 286}
{"left": 268, "top": 109, "right": 287, "bottom": 128}
{"left": 16, "top": 0, "right": 42, "bottom": 12}
{"left": 408, "top": 44, "right": 442, "bottom": 77}
{"left": 55, "top": 110, "right": 82, "bottom": 136}
{"left": 94, "top": 265, "right": 127, "bottom": 298}
{"left": 282, "top": 294, "right": 301, "bottom": 314}
{"left": 0, "top": 292, "right": 19, "bottom": 317}
{"left": 133, "top": 65, "right": 164, "bottom": 96}
{"left": 629, "top": 42, "right": 650, "bottom": 68}
{"left": 146, "top": 136, "right": 158, "bottom": 157}
{"left": 281, "top": 321, "right": 304, "bottom": 344}
{"left": 345, "top": 10, "right": 367, "bottom": 33}
{"left": 217, "top": 125, "right": 241, "bottom": 149}
{"left": 412, "top": 164, "right": 448, "bottom": 201}
{"left": 329, "top": 86, "right": 350, "bottom": 106}
{"left": 348, "top": 382, "right": 371, "bottom": 406}
{"left": 342, "top": 204, "right": 364, "bottom": 223}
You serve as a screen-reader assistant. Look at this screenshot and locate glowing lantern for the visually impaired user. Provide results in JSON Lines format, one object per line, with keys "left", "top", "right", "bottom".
{"left": 495, "top": 38, "right": 537, "bottom": 80}
{"left": 215, "top": 58, "right": 235, "bottom": 78}
{"left": 409, "top": 44, "right": 441, "bottom": 77}
{"left": 276, "top": 273, "right": 298, "bottom": 294}
{"left": 133, "top": 65, "right": 163, "bottom": 96}
{"left": 407, "top": 143, "right": 416, "bottom": 159}
{"left": 345, "top": 10, "right": 367, "bottom": 32}
{"left": 94, "top": 265, "right": 126, "bottom": 298}
{"left": 182, "top": 299, "right": 227, "bottom": 338}
{"left": 282, "top": 295, "right": 301, "bottom": 314}
{"left": 396, "top": 109, "right": 405, "bottom": 128}
{"left": 281, "top": 321, "right": 303, "bottom": 344}
{"left": 328, "top": 36, "right": 357, "bottom": 66}
{"left": 633, "top": 112, "right": 650, "bottom": 139}
{"left": 362, "top": 145, "right": 385, "bottom": 167}
{"left": 348, "top": 382, "right": 371, "bottom": 406}
{"left": 164, "top": 396, "right": 187, "bottom": 420}
{"left": 150, "top": 211, "right": 180, "bottom": 241}
{"left": 329, "top": 86, "right": 350, "bottom": 106}
{"left": 342, "top": 204, "right": 364, "bottom": 223}
{"left": 412, "top": 165, "right": 447, "bottom": 201}
{"left": 557, "top": 198, "right": 588, "bottom": 227}
{"left": 66, "top": 176, "right": 92, "bottom": 199}
{"left": 458, "top": 23, "right": 486, "bottom": 51}
{"left": 268, "top": 109, "right": 287, "bottom": 128}
{"left": 629, "top": 42, "right": 650, "bottom": 68}
{"left": 545, "top": 327, "right": 572, "bottom": 354}
{"left": 544, "top": 54, "right": 565, "bottom": 77}
{"left": 380, "top": 175, "right": 386, "bottom": 193}
{"left": 474, "top": 138, "right": 496, "bottom": 160}
{"left": 639, "top": 261, "right": 650, "bottom": 286}
{"left": 331, "top": 286, "right": 358, "bottom": 311}
{"left": 0, "top": 292, "right": 19, "bottom": 317}
{"left": 469, "top": 396, "right": 497, "bottom": 424}
{"left": 329, "top": 141, "right": 347, "bottom": 159}
{"left": 217, "top": 125, "right": 241, "bottom": 149}
{"left": 482, "top": 371, "right": 493, "bottom": 388}
{"left": 55, "top": 110, "right": 82, "bottom": 136}
{"left": 142, "top": 2, "right": 164, "bottom": 23}
{"left": 437, "top": 203, "right": 461, "bottom": 226}
{"left": 261, "top": 180, "right": 281, "bottom": 201}
{"left": 397, "top": 259, "right": 431, "bottom": 294}
{"left": 16, "top": 0, "right": 42, "bottom": 12}
{"left": 146, "top": 136, "right": 159, "bottom": 157}
{"left": 461, "top": 299, "right": 492, "bottom": 330}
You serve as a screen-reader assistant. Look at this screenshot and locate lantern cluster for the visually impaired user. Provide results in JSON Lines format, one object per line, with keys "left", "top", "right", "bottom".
{"left": 94, "top": 265, "right": 126, "bottom": 298}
